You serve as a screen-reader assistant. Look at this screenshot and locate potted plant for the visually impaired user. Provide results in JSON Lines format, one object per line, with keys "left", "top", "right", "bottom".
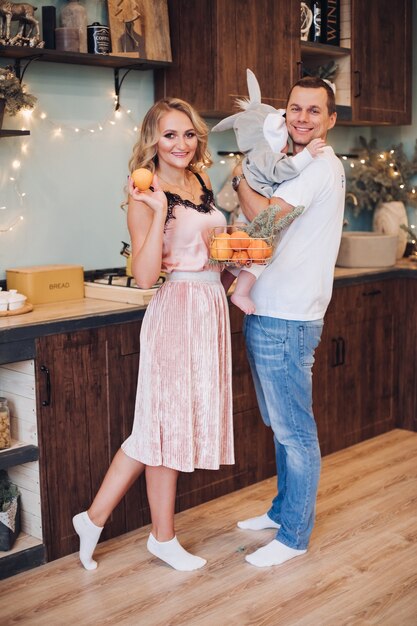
{"left": 0, "top": 469, "right": 21, "bottom": 551}
{"left": 302, "top": 60, "right": 338, "bottom": 94}
{"left": 346, "top": 137, "right": 417, "bottom": 259}
{"left": 0, "top": 66, "right": 37, "bottom": 130}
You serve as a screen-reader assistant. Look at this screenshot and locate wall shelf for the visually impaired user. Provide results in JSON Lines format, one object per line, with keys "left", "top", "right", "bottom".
{"left": 300, "top": 41, "right": 351, "bottom": 57}
{"left": 0, "top": 130, "right": 30, "bottom": 138}
{"left": 0, "top": 441, "right": 39, "bottom": 470}
{"left": 0, "top": 45, "right": 172, "bottom": 72}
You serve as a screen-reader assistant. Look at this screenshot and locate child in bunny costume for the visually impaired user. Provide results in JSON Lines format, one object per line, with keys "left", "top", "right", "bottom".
{"left": 212, "top": 69, "right": 325, "bottom": 314}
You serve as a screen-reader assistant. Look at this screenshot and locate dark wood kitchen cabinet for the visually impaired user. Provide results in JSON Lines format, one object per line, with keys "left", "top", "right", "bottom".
{"left": 313, "top": 280, "right": 399, "bottom": 456}
{"left": 35, "top": 321, "right": 143, "bottom": 561}
{"left": 155, "top": 0, "right": 299, "bottom": 116}
{"left": 351, "top": 0, "right": 412, "bottom": 125}
{"left": 397, "top": 278, "right": 417, "bottom": 432}
{"left": 156, "top": 0, "right": 412, "bottom": 126}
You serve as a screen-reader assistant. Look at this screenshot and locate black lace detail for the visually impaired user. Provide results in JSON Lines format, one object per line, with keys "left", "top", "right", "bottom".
{"left": 164, "top": 173, "right": 215, "bottom": 227}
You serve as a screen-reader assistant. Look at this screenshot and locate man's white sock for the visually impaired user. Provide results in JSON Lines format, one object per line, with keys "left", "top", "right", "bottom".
{"left": 72, "top": 511, "right": 103, "bottom": 571}
{"left": 147, "top": 533, "right": 206, "bottom": 571}
{"left": 237, "top": 512, "right": 280, "bottom": 530}
{"left": 245, "top": 539, "right": 306, "bottom": 567}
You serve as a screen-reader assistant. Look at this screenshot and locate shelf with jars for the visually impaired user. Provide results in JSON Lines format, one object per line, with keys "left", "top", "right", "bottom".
{"left": 0, "top": 363, "right": 44, "bottom": 580}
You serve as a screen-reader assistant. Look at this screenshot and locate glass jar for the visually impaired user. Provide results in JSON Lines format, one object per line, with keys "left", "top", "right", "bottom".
{"left": 60, "top": 0, "right": 88, "bottom": 53}
{"left": 0, "top": 397, "right": 11, "bottom": 450}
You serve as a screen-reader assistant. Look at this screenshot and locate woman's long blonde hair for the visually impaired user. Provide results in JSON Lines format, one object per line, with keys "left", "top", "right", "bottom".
{"left": 128, "top": 98, "right": 213, "bottom": 174}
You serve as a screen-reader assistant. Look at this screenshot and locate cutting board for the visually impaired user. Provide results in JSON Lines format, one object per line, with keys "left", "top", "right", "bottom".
{"left": 84, "top": 282, "right": 157, "bottom": 306}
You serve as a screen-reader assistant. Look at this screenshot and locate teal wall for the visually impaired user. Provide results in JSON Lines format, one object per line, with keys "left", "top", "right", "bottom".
{"left": 0, "top": 2, "right": 415, "bottom": 279}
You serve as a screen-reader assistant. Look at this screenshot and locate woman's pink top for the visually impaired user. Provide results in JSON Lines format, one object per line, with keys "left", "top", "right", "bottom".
{"left": 161, "top": 174, "right": 227, "bottom": 273}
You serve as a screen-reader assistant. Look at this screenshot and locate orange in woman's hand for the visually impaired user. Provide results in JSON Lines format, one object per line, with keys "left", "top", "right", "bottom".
{"left": 132, "top": 168, "right": 154, "bottom": 191}
{"left": 230, "top": 230, "right": 250, "bottom": 250}
{"left": 247, "top": 239, "right": 273, "bottom": 261}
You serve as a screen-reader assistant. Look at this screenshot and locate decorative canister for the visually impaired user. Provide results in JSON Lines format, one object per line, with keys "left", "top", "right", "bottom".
{"left": 87, "top": 22, "right": 111, "bottom": 55}
{"left": 0, "top": 398, "right": 11, "bottom": 450}
{"left": 60, "top": 0, "right": 88, "bottom": 53}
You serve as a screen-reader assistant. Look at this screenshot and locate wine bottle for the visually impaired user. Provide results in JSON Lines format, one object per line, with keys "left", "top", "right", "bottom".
{"left": 309, "top": 0, "right": 322, "bottom": 43}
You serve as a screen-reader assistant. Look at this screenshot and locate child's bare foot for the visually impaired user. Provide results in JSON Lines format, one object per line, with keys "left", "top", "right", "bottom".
{"left": 231, "top": 293, "right": 256, "bottom": 315}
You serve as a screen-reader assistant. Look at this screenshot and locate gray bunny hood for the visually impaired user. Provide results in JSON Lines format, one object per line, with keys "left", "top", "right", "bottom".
{"left": 211, "top": 69, "right": 287, "bottom": 154}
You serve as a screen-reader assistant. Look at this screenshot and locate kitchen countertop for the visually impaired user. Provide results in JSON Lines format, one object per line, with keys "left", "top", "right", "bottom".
{"left": 1, "top": 259, "right": 416, "bottom": 364}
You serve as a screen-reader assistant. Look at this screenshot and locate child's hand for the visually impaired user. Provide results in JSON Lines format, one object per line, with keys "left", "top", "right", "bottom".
{"left": 307, "top": 138, "right": 326, "bottom": 157}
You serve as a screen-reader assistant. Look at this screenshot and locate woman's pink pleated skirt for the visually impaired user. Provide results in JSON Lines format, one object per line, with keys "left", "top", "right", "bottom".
{"left": 122, "top": 270, "right": 234, "bottom": 472}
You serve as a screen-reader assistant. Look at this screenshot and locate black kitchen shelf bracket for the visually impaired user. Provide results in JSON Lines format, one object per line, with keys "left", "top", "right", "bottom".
{"left": 114, "top": 68, "right": 133, "bottom": 111}
{"left": 13, "top": 55, "right": 42, "bottom": 82}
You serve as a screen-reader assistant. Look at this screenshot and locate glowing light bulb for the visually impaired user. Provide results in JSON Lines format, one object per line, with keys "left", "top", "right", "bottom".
{"left": 12, "top": 160, "right": 21, "bottom": 169}
{"left": 22, "top": 109, "right": 33, "bottom": 120}
{"left": 40, "top": 112, "right": 47, "bottom": 119}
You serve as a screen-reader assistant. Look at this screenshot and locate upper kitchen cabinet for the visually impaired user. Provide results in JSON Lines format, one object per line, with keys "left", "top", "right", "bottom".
{"left": 154, "top": 0, "right": 299, "bottom": 117}
{"left": 156, "top": 0, "right": 412, "bottom": 126}
{"left": 351, "top": 0, "right": 412, "bottom": 125}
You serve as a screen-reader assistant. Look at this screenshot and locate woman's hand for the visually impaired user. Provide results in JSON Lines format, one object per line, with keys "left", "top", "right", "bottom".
{"left": 129, "top": 173, "right": 168, "bottom": 219}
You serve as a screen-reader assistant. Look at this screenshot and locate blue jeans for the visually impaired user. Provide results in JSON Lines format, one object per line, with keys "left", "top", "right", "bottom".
{"left": 243, "top": 315, "right": 323, "bottom": 550}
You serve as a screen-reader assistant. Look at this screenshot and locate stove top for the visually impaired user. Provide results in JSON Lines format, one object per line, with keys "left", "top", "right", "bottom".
{"left": 84, "top": 268, "right": 165, "bottom": 290}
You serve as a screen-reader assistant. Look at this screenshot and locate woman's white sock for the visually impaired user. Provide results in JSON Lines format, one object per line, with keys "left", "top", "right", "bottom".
{"left": 72, "top": 511, "right": 103, "bottom": 570}
{"left": 147, "top": 533, "right": 206, "bottom": 571}
{"left": 237, "top": 513, "right": 280, "bottom": 530}
{"left": 245, "top": 539, "right": 306, "bottom": 567}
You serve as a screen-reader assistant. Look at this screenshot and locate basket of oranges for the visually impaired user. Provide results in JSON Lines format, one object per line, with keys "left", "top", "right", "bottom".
{"left": 209, "top": 225, "right": 274, "bottom": 268}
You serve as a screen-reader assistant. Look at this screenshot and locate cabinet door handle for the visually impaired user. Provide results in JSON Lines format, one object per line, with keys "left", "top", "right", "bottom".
{"left": 331, "top": 338, "right": 339, "bottom": 367}
{"left": 40, "top": 365, "right": 51, "bottom": 406}
{"left": 331, "top": 337, "right": 345, "bottom": 367}
{"left": 337, "top": 337, "right": 345, "bottom": 366}
{"left": 354, "top": 70, "right": 362, "bottom": 97}
{"left": 296, "top": 61, "right": 303, "bottom": 80}
{"left": 362, "top": 289, "right": 382, "bottom": 297}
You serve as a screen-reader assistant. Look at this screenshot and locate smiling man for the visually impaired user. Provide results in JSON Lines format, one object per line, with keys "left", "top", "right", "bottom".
{"left": 233, "top": 77, "right": 346, "bottom": 567}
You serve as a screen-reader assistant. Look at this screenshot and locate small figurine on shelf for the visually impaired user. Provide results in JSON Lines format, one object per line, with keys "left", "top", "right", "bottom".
{"left": 0, "top": 0, "right": 44, "bottom": 47}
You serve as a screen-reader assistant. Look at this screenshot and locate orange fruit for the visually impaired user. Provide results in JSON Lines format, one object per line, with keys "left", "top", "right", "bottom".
{"left": 230, "top": 230, "right": 250, "bottom": 250}
{"left": 131, "top": 168, "right": 153, "bottom": 191}
{"left": 247, "top": 239, "right": 273, "bottom": 261}
{"left": 210, "top": 232, "right": 232, "bottom": 261}
{"left": 231, "top": 250, "right": 250, "bottom": 265}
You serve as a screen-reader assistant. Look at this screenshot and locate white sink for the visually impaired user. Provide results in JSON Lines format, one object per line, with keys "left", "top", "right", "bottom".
{"left": 336, "top": 232, "right": 398, "bottom": 268}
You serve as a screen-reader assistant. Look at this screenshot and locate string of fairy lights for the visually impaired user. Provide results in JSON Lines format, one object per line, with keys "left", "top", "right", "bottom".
{"left": 0, "top": 96, "right": 141, "bottom": 234}
{"left": 1, "top": 98, "right": 416, "bottom": 236}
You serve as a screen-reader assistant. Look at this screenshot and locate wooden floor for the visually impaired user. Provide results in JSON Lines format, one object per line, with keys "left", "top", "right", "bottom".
{"left": 1, "top": 429, "right": 417, "bottom": 626}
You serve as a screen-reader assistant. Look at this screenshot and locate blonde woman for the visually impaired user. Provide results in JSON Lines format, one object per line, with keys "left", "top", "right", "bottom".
{"left": 73, "top": 98, "right": 234, "bottom": 572}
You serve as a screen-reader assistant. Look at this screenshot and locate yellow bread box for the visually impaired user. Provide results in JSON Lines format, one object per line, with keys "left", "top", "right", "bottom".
{"left": 6, "top": 265, "right": 84, "bottom": 304}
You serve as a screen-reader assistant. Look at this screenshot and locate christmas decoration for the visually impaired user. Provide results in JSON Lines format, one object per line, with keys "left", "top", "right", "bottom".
{"left": 346, "top": 136, "right": 417, "bottom": 216}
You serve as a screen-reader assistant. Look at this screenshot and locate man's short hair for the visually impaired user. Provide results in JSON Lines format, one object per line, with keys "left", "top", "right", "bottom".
{"left": 287, "top": 77, "right": 336, "bottom": 116}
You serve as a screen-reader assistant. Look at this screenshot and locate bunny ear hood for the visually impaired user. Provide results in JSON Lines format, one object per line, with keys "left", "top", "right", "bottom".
{"left": 211, "top": 68, "right": 287, "bottom": 153}
{"left": 211, "top": 68, "right": 275, "bottom": 133}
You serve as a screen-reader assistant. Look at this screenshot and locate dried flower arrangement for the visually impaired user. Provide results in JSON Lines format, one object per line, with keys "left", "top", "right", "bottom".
{"left": 346, "top": 136, "right": 417, "bottom": 216}
{"left": 0, "top": 66, "right": 37, "bottom": 117}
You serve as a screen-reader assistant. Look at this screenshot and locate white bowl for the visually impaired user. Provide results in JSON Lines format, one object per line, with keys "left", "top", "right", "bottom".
{"left": 8, "top": 293, "right": 27, "bottom": 310}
